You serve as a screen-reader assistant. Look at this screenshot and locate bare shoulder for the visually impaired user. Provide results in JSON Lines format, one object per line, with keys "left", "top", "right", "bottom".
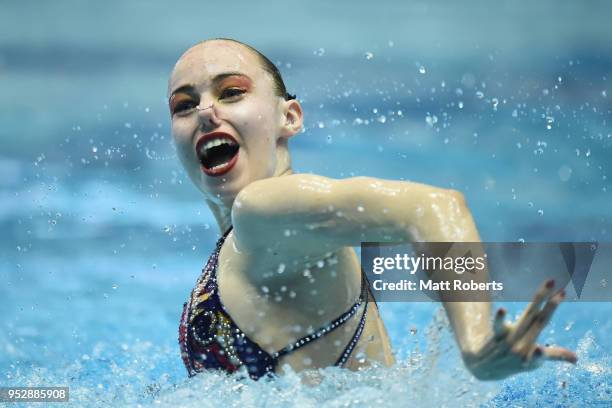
{"left": 230, "top": 174, "right": 349, "bottom": 259}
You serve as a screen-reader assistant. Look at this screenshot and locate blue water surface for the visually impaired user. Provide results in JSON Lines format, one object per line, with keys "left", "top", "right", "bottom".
{"left": 1, "top": 1, "right": 611, "bottom": 406}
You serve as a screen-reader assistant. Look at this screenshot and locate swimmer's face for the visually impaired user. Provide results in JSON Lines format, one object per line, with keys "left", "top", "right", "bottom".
{"left": 168, "top": 40, "right": 302, "bottom": 203}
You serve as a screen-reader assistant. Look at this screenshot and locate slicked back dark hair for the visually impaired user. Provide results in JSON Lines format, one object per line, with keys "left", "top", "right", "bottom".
{"left": 206, "top": 38, "right": 296, "bottom": 101}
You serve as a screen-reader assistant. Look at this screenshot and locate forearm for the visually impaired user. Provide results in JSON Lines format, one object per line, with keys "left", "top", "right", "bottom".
{"left": 376, "top": 181, "right": 495, "bottom": 356}
{"left": 420, "top": 225, "right": 493, "bottom": 357}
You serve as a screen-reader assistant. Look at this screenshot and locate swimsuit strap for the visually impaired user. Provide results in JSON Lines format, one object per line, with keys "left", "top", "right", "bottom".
{"left": 214, "top": 225, "right": 369, "bottom": 369}
{"left": 272, "top": 273, "right": 369, "bottom": 364}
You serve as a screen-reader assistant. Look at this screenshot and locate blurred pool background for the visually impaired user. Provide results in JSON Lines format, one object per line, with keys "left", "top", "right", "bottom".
{"left": 1, "top": 1, "right": 611, "bottom": 406}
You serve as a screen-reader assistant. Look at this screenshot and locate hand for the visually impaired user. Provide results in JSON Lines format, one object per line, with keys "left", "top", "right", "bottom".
{"left": 463, "top": 279, "right": 577, "bottom": 380}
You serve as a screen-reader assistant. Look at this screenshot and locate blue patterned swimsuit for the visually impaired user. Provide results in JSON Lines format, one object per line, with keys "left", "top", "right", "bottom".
{"left": 178, "top": 228, "right": 368, "bottom": 380}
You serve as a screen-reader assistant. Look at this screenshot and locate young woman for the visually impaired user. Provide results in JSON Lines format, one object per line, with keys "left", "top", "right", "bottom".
{"left": 171, "top": 38, "right": 576, "bottom": 380}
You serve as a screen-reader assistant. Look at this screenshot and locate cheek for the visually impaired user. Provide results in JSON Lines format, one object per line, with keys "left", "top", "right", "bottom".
{"left": 171, "top": 118, "right": 195, "bottom": 145}
{"left": 222, "top": 99, "right": 278, "bottom": 135}
{"left": 171, "top": 120, "right": 197, "bottom": 159}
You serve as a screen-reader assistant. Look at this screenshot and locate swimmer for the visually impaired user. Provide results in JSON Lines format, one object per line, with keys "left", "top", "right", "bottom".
{"left": 170, "top": 39, "right": 577, "bottom": 380}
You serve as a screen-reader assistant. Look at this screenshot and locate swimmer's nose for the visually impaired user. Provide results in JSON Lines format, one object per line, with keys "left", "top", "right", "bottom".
{"left": 196, "top": 102, "right": 222, "bottom": 131}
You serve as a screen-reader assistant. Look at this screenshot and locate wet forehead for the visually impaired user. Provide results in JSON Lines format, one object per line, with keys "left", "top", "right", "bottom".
{"left": 169, "top": 41, "right": 267, "bottom": 93}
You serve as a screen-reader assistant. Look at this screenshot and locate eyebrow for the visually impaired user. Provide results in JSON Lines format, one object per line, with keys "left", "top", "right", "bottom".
{"left": 169, "top": 72, "right": 252, "bottom": 101}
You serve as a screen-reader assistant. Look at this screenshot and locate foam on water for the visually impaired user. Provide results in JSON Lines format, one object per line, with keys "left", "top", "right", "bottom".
{"left": 3, "top": 301, "right": 610, "bottom": 407}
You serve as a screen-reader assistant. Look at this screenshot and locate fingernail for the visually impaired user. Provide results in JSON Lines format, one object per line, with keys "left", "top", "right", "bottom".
{"left": 534, "top": 347, "right": 543, "bottom": 357}
{"left": 546, "top": 279, "right": 555, "bottom": 289}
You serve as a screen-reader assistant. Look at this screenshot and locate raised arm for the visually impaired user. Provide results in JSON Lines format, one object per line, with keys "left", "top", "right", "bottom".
{"left": 231, "top": 174, "right": 475, "bottom": 252}
{"left": 231, "top": 173, "right": 576, "bottom": 379}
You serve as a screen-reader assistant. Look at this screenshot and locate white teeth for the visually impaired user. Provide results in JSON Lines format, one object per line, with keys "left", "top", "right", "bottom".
{"left": 210, "top": 163, "right": 227, "bottom": 171}
{"left": 202, "top": 138, "right": 235, "bottom": 151}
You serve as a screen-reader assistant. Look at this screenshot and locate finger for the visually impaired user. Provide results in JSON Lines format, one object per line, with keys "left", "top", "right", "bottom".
{"left": 538, "top": 289, "right": 565, "bottom": 326}
{"left": 521, "top": 345, "right": 545, "bottom": 369}
{"left": 543, "top": 346, "right": 578, "bottom": 364}
{"left": 510, "top": 279, "right": 555, "bottom": 343}
{"left": 493, "top": 308, "right": 508, "bottom": 337}
{"left": 515, "top": 289, "right": 566, "bottom": 348}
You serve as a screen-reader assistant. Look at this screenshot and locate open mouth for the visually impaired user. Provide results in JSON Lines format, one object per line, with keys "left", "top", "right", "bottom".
{"left": 195, "top": 133, "right": 240, "bottom": 176}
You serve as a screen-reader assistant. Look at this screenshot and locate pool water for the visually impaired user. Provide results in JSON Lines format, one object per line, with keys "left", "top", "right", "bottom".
{"left": 1, "top": 2, "right": 612, "bottom": 406}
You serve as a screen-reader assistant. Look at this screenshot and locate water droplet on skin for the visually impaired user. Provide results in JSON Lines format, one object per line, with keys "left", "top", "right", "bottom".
{"left": 355, "top": 352, "right": 367, "bottom": 363}
{"left": 261, "top": 286, "right": 269, "bottom": 294}
{"left": 458, "top": 101, "right": 464, "bottom": 109}
{"left": 289, "top": 291, "right": 297, "bottom": 298}
{"left": 418, "top": 66, "right": 426, "bottom": 74}
{"left": 277, "top": 263, "right": 286, "bottom": 274}
{"left": 512, "top": 109, "right": 518, "bottom": 118}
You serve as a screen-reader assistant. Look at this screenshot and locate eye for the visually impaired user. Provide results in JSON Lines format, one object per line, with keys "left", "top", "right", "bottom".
{"left": 219, "top": 87, "right": 246, "bottom": 100}
{"left": 170, "top": 94, "right": 198, "bottom": 116}
{"left": 172, "top": 100, "right": 197, "bottom": 115}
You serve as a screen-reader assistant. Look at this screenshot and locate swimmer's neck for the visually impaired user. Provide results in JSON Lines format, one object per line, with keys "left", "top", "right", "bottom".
{"left": 208, "top": 167, "right": 294, "bottom": 234}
